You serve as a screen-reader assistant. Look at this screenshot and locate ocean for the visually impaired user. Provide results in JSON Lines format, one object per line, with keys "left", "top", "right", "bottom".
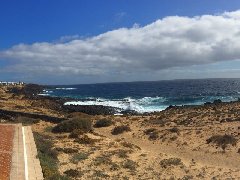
{"left": 41, "top": 79, "right": 240, "bottom": 113}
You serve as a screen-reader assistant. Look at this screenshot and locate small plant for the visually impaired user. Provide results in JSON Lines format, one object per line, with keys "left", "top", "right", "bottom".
{"left": 122, "top": 159, "right": 138, "bottom": 171}
{"left": 111, "top": 125, "right": 131, "bottom": 135}
{"left": 206, "top": 134, "right": 237, "bottom": 150}
{"left": 74, "top": 135, "right": 97, "bottom": 144}
{"left": 94, "top": 118, "right": 113, "bottom": 128}
{"left": 116, "top": 149, "right": 129, "bottom": 158}
{"left": 64, "top": 169, "right": 82, "bottom": 178}
{"left": 52, "top": 117, "right": 92, "bottom": 133}
{"left": 160, "top": 158, "right": 182, "bottom": 168}
{"left": 144, "top": 128, "right": 159, "bottom": 140}
{"left": 44, "top": 126, "right": 53, "bottom": 132}
{"left": 92, "top": 170, "right": 110, "bottom": 178}
{"left": 69, "top": 129, "right": 84, "bottom": 138}
{"left": 33, "top": 132, "right": 63, "bottom": 179}
{"left": 55, "top": 147, "right": 78, "bottom": 154}
{"left": 70, "top": 152, "right": 89, "bottom": 164}
{"left": 169, "top": 127, "right": 180, "bottom": 134}
{"left": 94, "top": 155, "right": 111, "bottom": 166}
{"left": 144, "top": 128, "right": 157, "bottom": 135}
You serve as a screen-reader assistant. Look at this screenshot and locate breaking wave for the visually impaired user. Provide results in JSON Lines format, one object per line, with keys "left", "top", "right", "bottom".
{"left": 64, "top": 96, "right": 168, "bottom": 113}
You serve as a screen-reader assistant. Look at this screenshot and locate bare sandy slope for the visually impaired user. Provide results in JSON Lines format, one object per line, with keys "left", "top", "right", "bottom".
{"left": 33, "top": 105, "right": 240, "bottom": 179}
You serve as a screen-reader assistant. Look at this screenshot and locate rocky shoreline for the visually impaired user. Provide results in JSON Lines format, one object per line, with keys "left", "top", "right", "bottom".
{"left": 14, "top": 83, "right": 240, "bottom": 116}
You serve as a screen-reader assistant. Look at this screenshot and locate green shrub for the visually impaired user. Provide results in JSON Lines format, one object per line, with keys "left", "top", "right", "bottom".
{"left": 94, "top": 155, "right": 111, "bottom": 166}
{"left": 55, "top": 147, "right": 78, "bottom": 154}
{"left": 52, "top": 117, "right": 92, "bottom": 133}
{"left": 70, "top": 152, "right": 89, "bottom": 164}
{"left": 33, "top": 132, "right": 64, "bottom": 179}
{"left": 94, "top": 118, "right": 113, "bottom": 128}
{"left": 111, "top": 125, "right": 131, "bottom": 135}
{"left": 169, "top": 127, "right": 180, "bottom": 133}
{"left": 64, "top": 169, "right": 82, "bottom": 178}
{"left": 160, "top": 158, "right": 182, "bottom": 168}
{"left": 74, "top": 135, "right": 97, "bottom": 144}
{"left": 206, "top": 134, "right": 237, "bottom": 150}
{"left": 117, "top": 149, "right": 129, "bottom": 158}
{"left": 122, "top": 159, "right": 138, "bottom": 171}
{"left": 69, "top": 129, "right": 84, "bottom": 138}
{"left": 144, "top": 128, "right": 159, "bottom": 140}
{"left": 92, "top": 170, "right": 110, "bottom": 178}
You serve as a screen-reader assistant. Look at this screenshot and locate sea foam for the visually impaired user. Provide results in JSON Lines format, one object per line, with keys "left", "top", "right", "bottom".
{"left": 64, "top": 97, "right": 167, "bottom": 113}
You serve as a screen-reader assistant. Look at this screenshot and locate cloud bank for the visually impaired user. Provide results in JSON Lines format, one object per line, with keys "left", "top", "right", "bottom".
{"left": 1, "top": 10, "right": 240, "bottom": 83}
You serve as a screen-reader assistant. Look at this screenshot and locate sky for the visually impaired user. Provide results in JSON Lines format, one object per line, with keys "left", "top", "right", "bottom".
{"left": 1, "top": 0, "right": 240, "bottom": 84}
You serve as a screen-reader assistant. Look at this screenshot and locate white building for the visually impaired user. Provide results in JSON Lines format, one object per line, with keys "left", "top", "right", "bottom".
{"left": 0, "top": 81, "right": 25, "bottom": 86}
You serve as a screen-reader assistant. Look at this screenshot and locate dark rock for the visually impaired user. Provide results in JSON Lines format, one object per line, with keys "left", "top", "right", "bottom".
{"left": 204, "top": 102, "right": 212, "bottom": 105}
{"left": 213, "top": 99, "right": 222, "bottom": 104}
{"left": 64, "top": 105, "right": 120, "bottom": 115}
{"left": 8, "top": 84, "right": 44, "bottom": 97}
{"left": 120, "top": 110, "right": 139, "bottom": 115}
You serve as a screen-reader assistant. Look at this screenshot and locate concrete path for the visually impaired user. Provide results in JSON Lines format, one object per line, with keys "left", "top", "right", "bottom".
{"left": 10, "top": 124, "right": 25, "bottom": 180}
{"left": 22, "top": 126, "right": 43, "bottom": 180}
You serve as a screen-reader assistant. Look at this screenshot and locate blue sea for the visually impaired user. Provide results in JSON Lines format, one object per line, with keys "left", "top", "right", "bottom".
{"left": 41, "top": 79, "right": 240, "bottom": 113}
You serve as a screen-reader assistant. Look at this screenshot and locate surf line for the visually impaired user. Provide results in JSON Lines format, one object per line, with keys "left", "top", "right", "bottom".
{"left": 22, "top": 127, "right": 29, "bottom": 180}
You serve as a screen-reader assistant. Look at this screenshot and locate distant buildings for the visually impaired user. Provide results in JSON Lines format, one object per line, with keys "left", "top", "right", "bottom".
{"left": 0, "top": 81, "right": 25, "bottom": 86}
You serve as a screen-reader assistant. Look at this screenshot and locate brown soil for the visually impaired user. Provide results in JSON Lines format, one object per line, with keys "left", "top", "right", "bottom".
{"left": 0, "top": 125, "right": 15, "bottom": 180}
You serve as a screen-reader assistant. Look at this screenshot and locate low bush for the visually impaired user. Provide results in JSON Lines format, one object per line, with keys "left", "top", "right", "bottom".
{"left": 111, "top": 125, "right": 131, "bottom": 135}
{"left": 160, "top": 158, "right": 182, "bottom": 168}
{"left": 169, "top": 127, "right": 180, "bottom": 134}
{"left": 92, "top": 170, "right": 110, "bottom": 179}
{"left": 52, "top": 117, "right": 92, "bottom": 133}
{"left": 70, "top": 152, "right": 89, "bottom": 164}
{"left": 64, "top": 169, "right": 82, "bottom": 178}
{"left": 144, "top": 128, "right": 159, "bottom": 140}
{"left": 94, "top": 155, "right": 111, "bottom": 166}
{"left": 206, "top": 134, "right": 237, "bottom": 150}
{"left": 69, "top": 129, "right": 84, "bottom": 138}
{"left": 55, "top": 147, "right": 78, "bottom": 154}
{"left": 94, "top": 118, "right": 113, "bottom": 128}
{"left": 74, "top": 135, "right": 97, "bottom": 144}
{"left": 144, "top": 128, "right": 157, "bottom": 135}
{"left": 115, "top": 149, "right": 129, "bottom": 158}
{"left": 122, "top": 159, "right": 138, "bottom": 171}
{"left": 33, "top": 132, "right": 66, "bottom": 179}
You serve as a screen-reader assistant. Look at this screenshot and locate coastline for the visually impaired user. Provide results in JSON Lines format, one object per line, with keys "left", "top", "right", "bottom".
{"left": 1, "top": 84, "right": 240, "bottom": 179}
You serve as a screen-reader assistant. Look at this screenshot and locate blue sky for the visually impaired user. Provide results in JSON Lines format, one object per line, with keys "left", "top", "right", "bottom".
{"left": 1, "top": 0, "right": 240, "bottom": 49}
{"left": 1, "top": 0, "right": 240, "bottom": 84}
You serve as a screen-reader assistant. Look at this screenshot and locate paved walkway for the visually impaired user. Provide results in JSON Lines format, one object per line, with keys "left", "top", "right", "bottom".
{"left": 23, "top": 126, "right": 43, "bottom": 180}
{"left": 0, "top": 124, "right": 43, "bottom": 180}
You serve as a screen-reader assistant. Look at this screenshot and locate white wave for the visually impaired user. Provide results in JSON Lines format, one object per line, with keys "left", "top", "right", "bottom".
{"left": 56, "top": 87, "right": 77, "bottom": 90}
{"left": 38, "top": 93, "right": 50, "bottom": 96}
{"left": 64, "top": 96, "right": 167, "bottom": 113}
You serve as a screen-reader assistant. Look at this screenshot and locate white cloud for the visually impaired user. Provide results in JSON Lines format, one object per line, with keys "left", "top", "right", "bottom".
{"left": 1, "top": 10, "right": 240, "bottom": 83}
